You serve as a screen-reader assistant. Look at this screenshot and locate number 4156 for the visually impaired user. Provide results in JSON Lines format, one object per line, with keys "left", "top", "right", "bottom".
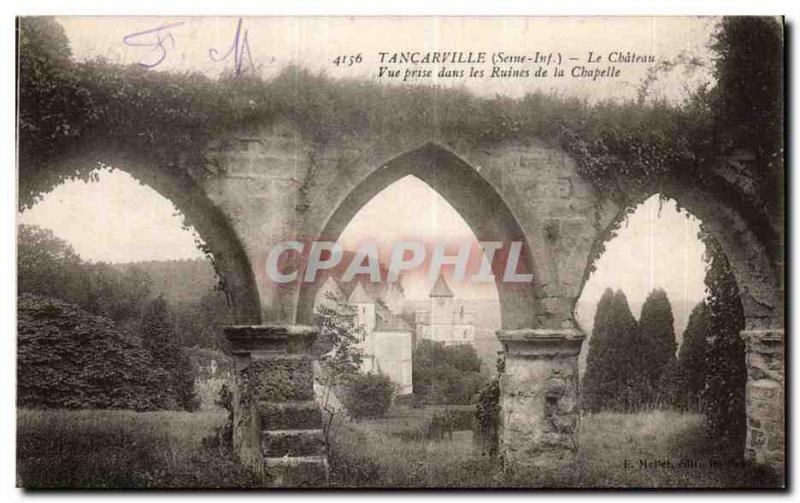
{"left": 332, "top": 54, "right": 363, "bottom": 67}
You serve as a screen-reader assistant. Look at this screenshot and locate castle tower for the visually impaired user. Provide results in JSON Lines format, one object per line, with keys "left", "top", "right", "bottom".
{"left": 348, "top": 281, "right": 376, "bottom": 336}
{"left": 348, "top": 281, "right": 378, "bottom": 374}
{"left": 429, "top": 274, "right": 454, "bottom": 325}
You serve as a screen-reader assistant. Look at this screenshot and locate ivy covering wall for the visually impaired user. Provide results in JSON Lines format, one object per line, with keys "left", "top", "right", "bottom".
{"left": 18, "top": 17, "right": 782, "bottom": 226}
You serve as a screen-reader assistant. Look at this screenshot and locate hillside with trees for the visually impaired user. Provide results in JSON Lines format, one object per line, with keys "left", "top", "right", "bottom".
{"left": 17, "top": 225, "right": 222, "bottom": 410}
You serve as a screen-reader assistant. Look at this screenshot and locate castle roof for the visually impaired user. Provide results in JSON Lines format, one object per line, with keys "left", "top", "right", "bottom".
{"left": 375, "top": 313, "right": 413, "bottom": 332}
{"left": 348, "top": 282, "right": 374, "bottom": 304}
{"left": 429, "top": 274, "right": 454, "bottom": 298}
{"left": 315, "top": 250, "right": 404, "bottom": 302}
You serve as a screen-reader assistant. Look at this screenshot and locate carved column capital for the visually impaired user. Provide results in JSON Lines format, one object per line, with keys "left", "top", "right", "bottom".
{"left": 225, "top": 324, "right": 317, "bottom": 355}
{"left": 496, "top": 328, "right": 585, "bottom": 358}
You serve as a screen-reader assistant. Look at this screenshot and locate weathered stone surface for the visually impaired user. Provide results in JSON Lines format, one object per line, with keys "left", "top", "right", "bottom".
{"left": 250, "top": 355, "right": 315, "bottom": 402}
{"left": 265, "top": 456, "right": 329, "bottom": 487}
{"left": 197, "top": 129, "right": 782, "bottom": 481}
{"left": 497, "top": 328, "right": 585, "bottom": 472}
{"left": 225, "top": 324, "right": 328, "bottom": 487}
{"left": 262, "top": 429, "right": 326, "bottom": 457}
{"left": 225, "top": 324, "right": 317, "bottom": 354}
{"left": 742, "top": 329, "right": 784, "bottom": 480}
{"left": 259, "top": 400, "right": 323, "bottom": 430}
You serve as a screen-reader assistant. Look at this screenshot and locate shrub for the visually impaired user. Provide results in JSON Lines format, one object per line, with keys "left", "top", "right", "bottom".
{"left": 17, "top": 294, "right": 169, "bottom": 410}
{"left": 474, "top": 356, "right": 503, "bottom": 456}
{"left": 202, "top": 384, "right": 233, "bottom": 450}
{"left": 677, "top": 302, "right": 711, "bottom": 410}
{"left": 342, "top": 373, "right": 395, "bottom": 420}
{"left": 413, "top": 340, "right": 487, "bottom": 405}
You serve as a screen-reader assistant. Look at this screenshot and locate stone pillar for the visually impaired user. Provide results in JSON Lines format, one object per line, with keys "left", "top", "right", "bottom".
{"left": 742, "top": 329, "right": 784, "bottom": 478}
{"left": 225, "top": 324, "right": 328, "bottom": 487}
{"left": 496, "top": 328, "right": 585, "bottom": 472}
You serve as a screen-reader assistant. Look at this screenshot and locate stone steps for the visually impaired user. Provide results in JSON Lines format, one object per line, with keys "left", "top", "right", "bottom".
{"left": 259, "top": 399, "right": 328, "bottom": 485}
{"left": 262, "top": 428, "right": 326, "bottom": 457}
{"left": 259, "top": 399, "right": 323, "bottom": 429}
{"left": 264, "top": 455, "right": 329, "bottom": 487}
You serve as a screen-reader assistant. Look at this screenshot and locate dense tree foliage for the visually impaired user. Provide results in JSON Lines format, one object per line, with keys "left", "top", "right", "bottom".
{"left": 474, "top": 356, "right": 504, "bottom": 457}
{"left": 677, "top": 302, "right": 711, "bottom": 409}
{"left": 702, "top": 235, "right": 747, "bottom": 445}
{"left": 314, "top": 298, "right": 365, "bottom": 382}
{"left": 608, "top": 290, "right": 646, "bottom": 410}
{"left": 581, "top": 289, "right": 644, "bottom": 412}
{"left": 581, "top": 288, "right": 615, "bottom": 412}
{"left": 413, "top": 340, "right": 486, "bottom": 405}
{"left": 637, "top": 288, "right": 678, "bottom": 402}
{"left": 18, "top": 224, "right": 231, "bottom": 350}
{"left": 140, "top": 297, "right": 198, "bottom": 411}
{"left": 583, "top": 288, "right": 686, "bottom": 412}
{"left": 17, "top": 294, "right": 170, "bottom": 410}
{"left": 171, "top": 292, "right": 234, "bottom": 349}
{"left": 18, "top": 225, "right": 152, "bottom": 325}
{"left": 655, "top": 358, "right": 685, "bottom": 409}
{"left": 18, "top": 224, "right": 85, "bottom": 303}
{"left": 710, "top": 17, "right": 783, "bottom": 191}
{"left": 341, "top": 373, "right": 395, "bottom": 420}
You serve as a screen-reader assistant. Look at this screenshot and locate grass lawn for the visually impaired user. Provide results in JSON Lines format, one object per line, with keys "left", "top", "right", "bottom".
{"left": 328, "top": 406, "right": 781, "bottom": 488}
{"left": 17, "top": 406, "right": 781, "bottom": 489}
{"left": 17, "top": 408, "right": 260, "bottom": 488}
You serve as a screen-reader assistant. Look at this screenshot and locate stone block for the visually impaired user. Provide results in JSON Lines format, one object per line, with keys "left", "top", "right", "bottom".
{"left": 265, "top": 455, "right": 329, "bottom": 487}
{"left": 262, "top": 429, "right": 326, "bottom": 457}
{"left": 250, "top": 355, "right": 315, "bottom": 402}
{"left": 259, "top": 400, "right": 323, "bottom": 430}
{"left": 498, "top": 327, "right": 584, "bottom": 473}
{"left": 742, "top": 328, "right": 785, "bottom": 477}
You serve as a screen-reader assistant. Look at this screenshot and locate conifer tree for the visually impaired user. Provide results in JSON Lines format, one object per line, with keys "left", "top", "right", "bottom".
{"left": 638, "top": 288, "right": 678, "bottom": 403}
{"left": 678, "top": 301, "right": 711, "bottom": 409}
{"left": 655, "top": 357, "right": 685, "bottom": 409}
{"left": 607, "top": 289, "right": 645, "bottom": 411}
{"left": 581, "top": 288, "right": 616, "bottom": 412}
{"left": 141, "top": 296, "right": 197, "bottom": 410}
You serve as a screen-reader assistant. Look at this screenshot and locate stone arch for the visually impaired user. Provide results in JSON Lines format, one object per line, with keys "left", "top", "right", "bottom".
{"left": 18, "top": 145, "right": 262, "bottom": 325}
{"left": 572, "top": 179, "right": 784, "bottom": 473}
{"left": 294, "top": 142, "right": 542, "bottom": 330}
{"left": 573, "top": 182, "right": 782, "bottom": 331}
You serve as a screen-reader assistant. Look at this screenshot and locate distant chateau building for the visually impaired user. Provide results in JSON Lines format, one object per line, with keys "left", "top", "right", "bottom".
{"left": 314, "top": 268, "right": 413, "bottom": 395}
{"left": 415, "top": 275, "right": 476, "bottom": 346}
{"left": 313, "top": 264, "right": 483, "bottom": 395}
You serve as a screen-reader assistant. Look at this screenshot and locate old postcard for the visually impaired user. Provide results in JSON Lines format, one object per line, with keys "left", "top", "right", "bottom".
{"left": 15, "top": 15, "right": 785, "bottom": 489}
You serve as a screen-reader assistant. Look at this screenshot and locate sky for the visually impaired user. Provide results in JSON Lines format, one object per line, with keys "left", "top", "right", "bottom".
{"left": 19, "top": 169, "right": 206, "bottom": 263}
{"left": 54, "top": 16, "right": 718, "bottom": 103}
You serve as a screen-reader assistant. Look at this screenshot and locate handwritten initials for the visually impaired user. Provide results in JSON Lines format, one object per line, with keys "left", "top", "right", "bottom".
{"left": 122, "top": 21, "right": 185, "bottom": 69}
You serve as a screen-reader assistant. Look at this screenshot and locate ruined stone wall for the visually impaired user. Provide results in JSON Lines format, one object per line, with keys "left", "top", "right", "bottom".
{"left": 195, "top": 122, "right": 613, "bottom": 330}
{"left": 742, "top": 329, "right": 785, "bottom": 478}
{"left": 195, "top": 120, "right": 783, "bottom": 478}
{"left": 497, "top": 329, "right": 584, "bottom": 471}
